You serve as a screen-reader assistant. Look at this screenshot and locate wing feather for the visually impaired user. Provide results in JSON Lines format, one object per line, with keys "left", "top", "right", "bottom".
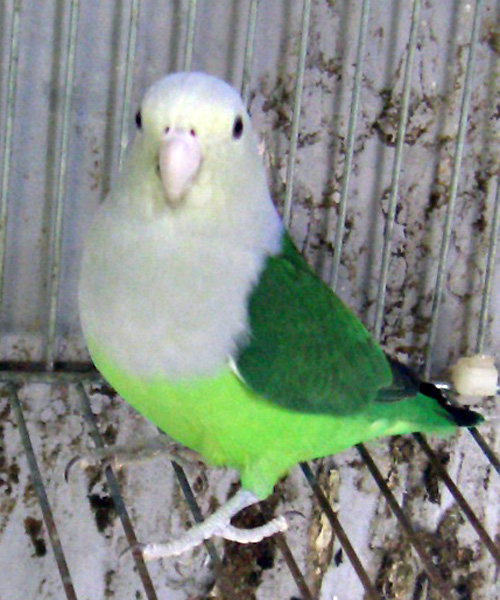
{"left": 235, "top": 234, "right": 393, "bottom": 415}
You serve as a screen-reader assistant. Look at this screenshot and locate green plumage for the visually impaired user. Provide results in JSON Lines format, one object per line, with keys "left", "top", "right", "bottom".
{"left": 88, "top": 344, "right": 480, "bottom": 500}
{"left": 86, "top": 231, "right": 482, "bottom": 499}
{"left": 236, "top": 234, "right": 393, "bottom": 415}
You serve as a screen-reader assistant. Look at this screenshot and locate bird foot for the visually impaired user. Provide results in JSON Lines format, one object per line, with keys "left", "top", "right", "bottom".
{"left": 65, "top": 434, "right": 205, "bottom": 481}
{"left": 124, "top": 489, "right": 290, "bottom": 561}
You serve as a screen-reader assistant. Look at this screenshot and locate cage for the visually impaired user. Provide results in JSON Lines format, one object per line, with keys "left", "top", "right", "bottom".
{"left": 0, "top": 1, "right": 499, "bottom": 599}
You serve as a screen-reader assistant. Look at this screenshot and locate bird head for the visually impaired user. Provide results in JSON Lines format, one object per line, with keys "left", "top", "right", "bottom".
{"left": 122, "top": 72, "right": 263, "bottom": 218}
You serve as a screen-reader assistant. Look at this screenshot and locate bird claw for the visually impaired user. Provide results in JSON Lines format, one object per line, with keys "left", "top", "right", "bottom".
{"left": 118, "top": 541, "right": 147, "bottom": 563}
{"left": 64, "top": 436, "right": 205, "bottom": 482}
{"left": 283, "top": 509, "right": 306, "bottom": 521}
{"left": 64, "top": 455, "right": 85, "bottom": 482}
{"left": 64, "top": 452, "right": 125, "bottom": 482}
{"left": 64, "top": 448, "right": 124, "bottom": 481}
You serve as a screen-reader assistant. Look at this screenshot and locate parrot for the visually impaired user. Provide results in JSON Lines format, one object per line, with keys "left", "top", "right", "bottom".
{"left": 78, "top": 72, "right": 482, "bottom": 559}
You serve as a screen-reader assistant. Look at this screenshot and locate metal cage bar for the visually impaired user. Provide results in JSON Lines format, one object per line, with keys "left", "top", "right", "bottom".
{"left": 0, "top": 0, "right": 22, "bottom": 314}
{"left": 356, "top": 443, "right": 453, "bottom": 596}
{"left": 476, "top": 172, "right": 500, "bottom": 353}
{"left": 469, "top": 426, "right": 500, "bottom": 477}
{"left": 169, "top": 461, "right": 222, "bottom": 568}
{"left": 372, "top": 0, "right": 421, "bottom": 340}
{"left": 300, "top": 462, "right": 382, "bottom": 600}
{"left": 414, "top": 433, "right": 500, "bottom": 566}
{"left": 45, "top": 0, "right": 80, "bottom": 371}
{"left": 272, "top": 532, "right": 315, "bottom": 600}
{"left": 241, "top": 0, "right": 260, "bottom": 106}
{"left": 329, "top": 0, "right": 371, "bottom": 291}
{"left": 183, "top": 0, "right": 198, "bottom": 72}
{"left": 8, "top": 384, "right": 78, "bottom": 600}
{"left": 424, "top": 0, "right": 485, "bottom": 378}
{"left": 282, "top": 0, "right": 311, "bottom": 227}
{"left": 118, "top": 0, "right": 142, "bottom": 170}
{"left": 76, "top": 383, "right": 160, "bottom": 600}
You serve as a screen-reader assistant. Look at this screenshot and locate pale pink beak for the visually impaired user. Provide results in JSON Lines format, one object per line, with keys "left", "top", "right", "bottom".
{"left": 158, "top": 129, "right": 202, "bottom": 205}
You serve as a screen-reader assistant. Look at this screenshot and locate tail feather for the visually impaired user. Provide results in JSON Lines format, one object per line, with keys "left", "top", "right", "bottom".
{"left": 378, "top": 357, "right": 483, "bottom": 428}
{"left": 419, "top": 381, "right": 484, "bottom": 428}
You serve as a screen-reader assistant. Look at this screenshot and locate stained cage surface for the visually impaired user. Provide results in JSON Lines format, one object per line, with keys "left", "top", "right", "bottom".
{"left": 0, "top": 1, "right": 499, "bottom": 599}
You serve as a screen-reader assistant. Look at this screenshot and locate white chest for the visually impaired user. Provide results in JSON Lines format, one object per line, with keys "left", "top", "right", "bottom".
{"left": 79, "top": 209, "right": 278, "bottom": 379}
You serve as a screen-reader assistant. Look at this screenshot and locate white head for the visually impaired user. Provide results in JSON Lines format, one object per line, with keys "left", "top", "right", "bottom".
{"left": 116, "top": 73, "right": 271, "bottom": 225}
{"left": 80, "top": 73, "right": 283, "bottom": 377}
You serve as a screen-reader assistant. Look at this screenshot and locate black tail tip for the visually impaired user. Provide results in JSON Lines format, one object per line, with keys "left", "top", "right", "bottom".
{"left": 419, "top": 381, "right": 484, "bottom": 428}
{"left": 443, "top": 404, "right": 484, "bottom": 428}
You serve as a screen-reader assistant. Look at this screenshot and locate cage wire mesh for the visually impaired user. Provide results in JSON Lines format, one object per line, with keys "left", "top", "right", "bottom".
{"left": 0, "top": 0, "right": 499, "bottom": 599}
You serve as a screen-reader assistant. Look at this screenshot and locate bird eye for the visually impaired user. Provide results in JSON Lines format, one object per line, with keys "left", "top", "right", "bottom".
{"left": 232, "top": 116, "right": 244, "bottom": 139}
{"left": 135, "top": 110, "right": 142, "bottom": 129}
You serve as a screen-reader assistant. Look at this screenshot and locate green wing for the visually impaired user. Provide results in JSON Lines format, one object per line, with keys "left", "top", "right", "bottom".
{"left": 235, "top": 233, "right": 393, "bottom": 416}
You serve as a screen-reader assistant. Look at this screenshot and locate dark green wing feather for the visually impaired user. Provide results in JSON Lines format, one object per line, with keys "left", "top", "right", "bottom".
{"left": 235, "top": 233, "right": 393, "bottom": 416}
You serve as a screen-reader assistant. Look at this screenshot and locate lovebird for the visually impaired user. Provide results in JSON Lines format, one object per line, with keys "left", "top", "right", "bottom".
{"left": 79, "top": 72, "right": 482, "bottom": 559}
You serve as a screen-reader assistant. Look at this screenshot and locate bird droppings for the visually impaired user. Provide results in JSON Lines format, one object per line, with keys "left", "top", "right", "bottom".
{"left": 90, "top": 383, "right": 119, "bottom": 401}
{"left": 485, "top": 24, "right": 500, "bottom": 54}
{"left": 388, "top": 435, "right": 417, "bottom": 464}
{"left": 261, "top": 75, "right": 295, "bottom": 134}
{"left": 0, "top": 459, "right": 19, "bottom": 497}
{"left": 423, "top": 506, "right": 484, "bottom": 600}
{"left": 0, "top": 402, "right": 11, "bottom": 500}
{"left": 24, "top": 516, "right": 47, "bottom": 557}
{"left": 192, "top": 472, "right": 209, "bottom": 495}
{"left": 104, "top": 568, "right": 116, "bottom": 599}
{"left": 374, "top": 504, "right": 487, "bottom": 599}
{"left": 87, "top": 492, "right": 116, "bottom": 533}
{"left": 8, "top": 462, "right": 19, "bottom": 485}
{"left": 375, "top": 540, "right": 416, "bottom": 600}
{"left": 101, "top": 423, "right": 118, "bottom": 446}
{"left": 23, "top": 480, "right": 36, "bottom": 504}
{"left": 422, "top": 449, "right": 450, "bottom": 505}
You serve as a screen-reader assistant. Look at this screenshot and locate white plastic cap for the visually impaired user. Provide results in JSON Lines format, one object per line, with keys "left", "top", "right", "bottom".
{"left": 450, "top": 354, "right": 498, "bottom": 396}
